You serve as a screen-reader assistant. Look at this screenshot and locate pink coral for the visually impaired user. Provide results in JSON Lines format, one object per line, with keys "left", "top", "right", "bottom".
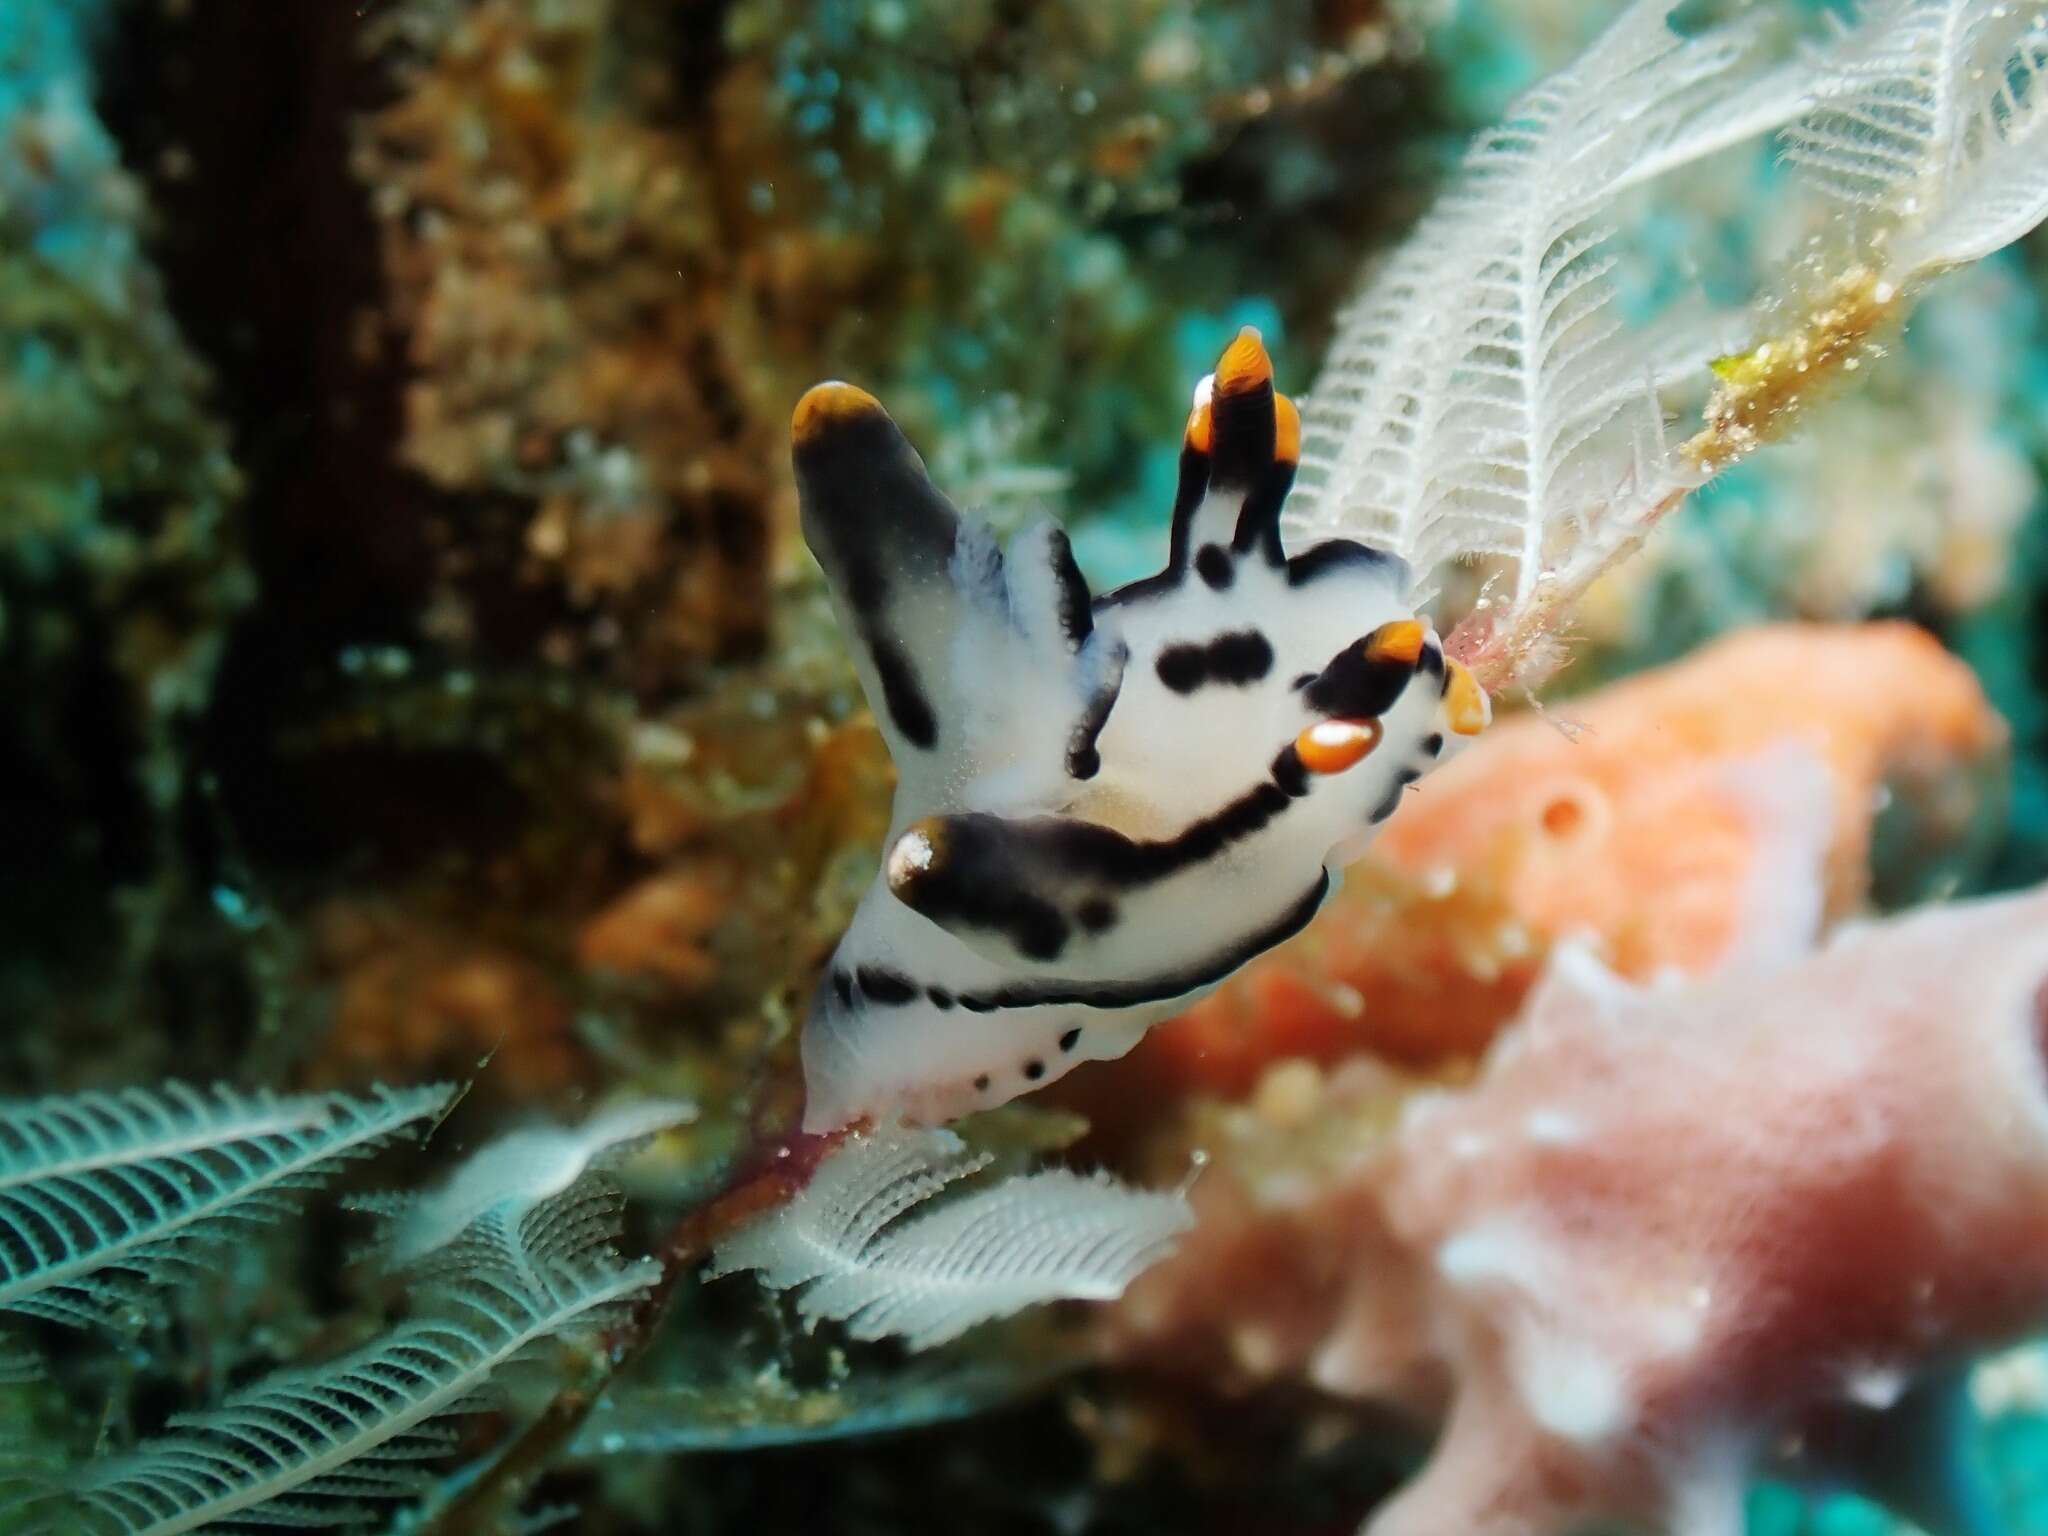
{"left": 1110, "top": 884, "right": 2048, "bottom": 1534}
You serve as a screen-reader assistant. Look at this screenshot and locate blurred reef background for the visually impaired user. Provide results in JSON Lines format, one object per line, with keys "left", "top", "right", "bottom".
{"left": 2, "top": 0, "right": 2046, "bottom": 1533}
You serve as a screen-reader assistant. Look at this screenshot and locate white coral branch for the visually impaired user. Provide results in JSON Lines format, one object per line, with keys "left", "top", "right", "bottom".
{"left": 709, "top": 1128, "right": 1193, "bottom": 1350}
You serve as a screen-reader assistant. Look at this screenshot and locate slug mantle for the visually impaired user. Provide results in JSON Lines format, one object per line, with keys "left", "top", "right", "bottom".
{"left": 796, "top": 330, "right": 1488, "bottom": 1132}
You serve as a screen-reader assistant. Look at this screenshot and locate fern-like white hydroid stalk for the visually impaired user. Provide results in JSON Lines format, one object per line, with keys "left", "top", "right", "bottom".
{"left": 709, "top": 1128, "right": 1193, "bottom": 1350}
{"left": 60, "top": 1259, "right": 658, "bottom": 1536}
{"left": 1288, "top": 0, "right": 1801, "bottom": 611}
{"left": 1787, "top": 0, "right": 2036, "bottom": 219}
{"left": 1801, "top": 1, "right": 2048, "bottom": 276}
{"left": 0, "top": 1082, "right": 451, "bottom": 1331}
{"left": 1291, "top": 0, "right": 2048, "bottom": 692}
{"left": 357, "top": 1098, "right": 696, "bottom": 1279}
{"left": 1686, "top": 6, "right": 2048, "bottom": 465}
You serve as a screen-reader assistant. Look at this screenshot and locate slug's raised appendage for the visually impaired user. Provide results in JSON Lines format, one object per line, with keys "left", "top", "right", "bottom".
{"left": 791, "top": 382, "right": 971, "bottom": 759}
{"left": 796, "top": 328, "right": 1488, "bottom": 1132}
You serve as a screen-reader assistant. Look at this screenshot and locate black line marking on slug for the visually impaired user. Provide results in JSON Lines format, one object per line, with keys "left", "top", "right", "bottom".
{"left": 1093, "top": 567, "right": 1180, "bottom": 610}
{"left": 1230, "top": 462, "right": 1293, "bottom": 566}
{"left": 927, "top": 986, "right": 955, "bottom": 1009}
{"left": 1286, "top": 537, "right": 1399, "bottom": 589}
{"left": 1291, "top": 672, "right": 1317, "bottom": 690}
{"left": 1210, "top": 377, "right": 1276, "bottom": 490}
{"left": 855, "top": 967, "right": 919, "bottom": 1005}
{"left": 832, "top": 971, "right": 855, "bottom": 1007}
{"left": 870, "top": 635, "right": 938, "bottom": 749}
{"left": 1025, "top": 766, "right": 1302, "bottom": 889}
{"left": 899, "top": 740, "right": 1328, "bottom": 967}
{"left": 951, "top": 874, "right": 1329, "bottom": 1014}
{"left": 1124, "top": 440, "right": 1215, "bottom": 584}
{"left": 1156, "top": 629, "right": 1273, "bottom": 694}
{"left": 1419, "top": 644, "right": 1445, "bottom": 681}
{"left": 1130, "top": 780, "right": 1290, "bottom": 874}
{"left": 1046, "top": 525, "right": 1094, "bottom": 649}
{"left": 1271, "top": 744, "right": 1310, "bottom": 798}
{"left": 1195, "top": 544, "right": 1234, "bottom": 590}
{"left": 1059, "top": 1027, "right": 1082, "bottom": 1052}
{"left": 794, "top": 401, "right": 960, "bottom": 752}
{"left": 1067, "top": 641, "right": 1128, "bottom": 780}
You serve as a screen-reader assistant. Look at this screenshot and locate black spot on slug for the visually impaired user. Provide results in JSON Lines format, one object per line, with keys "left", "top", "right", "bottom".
{"left": 1059, "top": 1028, "right": 1082, "bottom": 1052}
{"left": 1078, "top": 897, "right": 1118, "bottom": 934}
{"left": 1230, "top": 469, "right": 1292, "bottom": 565}
{"left": 1156, "top": 629, "right": 1273, "bottom": 693}
{"left": 1023, "top": 1059, "right": 1046, "bottom": 1081}
{"left": 1212, "top": 630, "right": 1274, "bottom": 684}
{"left": 855, "top": 967, "right": 919, "bottom": 1005}
{"left": 1195, "top": 544, "right": 1234, "bottom": 589}
{"left": 1155, "top": 645, "right": 1207, "bottom": 693}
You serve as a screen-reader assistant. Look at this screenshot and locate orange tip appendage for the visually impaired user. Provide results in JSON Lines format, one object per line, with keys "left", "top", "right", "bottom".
{"left": 1214, "top": 326, "right": 1273, "bottom": 397}
{"left": 1296, "top": 716, "right": 1384, "bottom": 774}
{"left": 1363, "top": 619, "right": 1427, "bottom": 668}
{"left": 792, "top": 381, "right": 884, "bottom": 445}
{"left": 1444, "top": 660, "right": 1491, "bottom": 736}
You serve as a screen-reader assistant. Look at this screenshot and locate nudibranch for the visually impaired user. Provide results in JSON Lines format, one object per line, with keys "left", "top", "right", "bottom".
{"left": 794, "top": 329, "right": 1490, "bottom": 1132}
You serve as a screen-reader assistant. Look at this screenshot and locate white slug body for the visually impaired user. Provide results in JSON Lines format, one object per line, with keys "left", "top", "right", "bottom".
{"left": 794, "top": 330, "right": 1488, "bottom": 1132}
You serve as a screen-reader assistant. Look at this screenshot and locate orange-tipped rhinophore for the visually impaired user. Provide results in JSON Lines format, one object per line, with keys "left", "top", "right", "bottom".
{"left": 1214, "top": 325, "right": 1274, "bottom": 396}
{"left": 792, "top": 381, "right": 884, "bottom": 444}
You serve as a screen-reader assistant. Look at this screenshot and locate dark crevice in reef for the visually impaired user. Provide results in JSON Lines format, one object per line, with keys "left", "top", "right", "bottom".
{"left": 0, "top": 564, "right": 155, "bottom": 951}
{"left": 97, "top": 3, "right": 406, "bottom": 869}
{"left": 661, "top": 0, "right": 741, "bottom": 128}
{"left": 97, "top": 4, "right": 568, "bottom": 883}
{"left": 101, "top": 2, "right": 422, "bottom": 645}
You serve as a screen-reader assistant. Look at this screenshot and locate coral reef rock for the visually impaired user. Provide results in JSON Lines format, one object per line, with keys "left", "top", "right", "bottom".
{"left": 0, "top": 0, "right": 246, "bottom": 984}
{"left": 359, "top": 0, "right": 776, "bottom": 686}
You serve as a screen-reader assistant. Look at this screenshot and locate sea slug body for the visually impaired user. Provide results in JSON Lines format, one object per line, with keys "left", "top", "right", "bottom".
{"left": 794, "top": 329, "right": 1488, "bottom": 1132}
